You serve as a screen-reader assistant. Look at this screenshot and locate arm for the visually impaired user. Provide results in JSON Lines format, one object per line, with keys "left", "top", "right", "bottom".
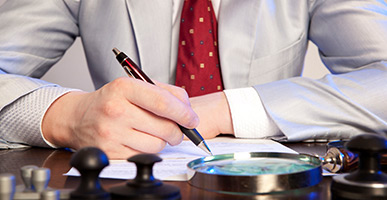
{"left": 0, "top": 76, "right": 77, "bottom": 147}
{"left": 255, "top": 0, "right": 387, "bottom": 141}
{"left": 42, "top": 78, "right": 199, "bottom": 159}
{"left": 190, "top": 0, "right": 387, "bottom": 142}
{"left": 0, "top": 0, "right": 79, "bottom": 147}
{"left": 0, "top": 1, "right": 199, "bottom": 159}
{"left": 188, "top": 88, "right": 281, "bottom": 140}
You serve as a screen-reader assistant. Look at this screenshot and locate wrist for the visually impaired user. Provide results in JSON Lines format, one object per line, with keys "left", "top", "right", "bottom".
{"left": 41, "top": 91, "right": 87, "bottom": 148}
{"left": 215, "top": 92, "right": 234, "bottom": 134}
{"left": 190, "top": 92, "right": 234, "bottom": 138}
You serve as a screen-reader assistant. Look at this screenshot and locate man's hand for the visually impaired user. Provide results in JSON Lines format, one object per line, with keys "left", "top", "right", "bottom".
{"left": 42, "top": 77, "right": 199, "bottom": 159}
{"left": 189, "top": 92, "right": 234, "bottom": 139}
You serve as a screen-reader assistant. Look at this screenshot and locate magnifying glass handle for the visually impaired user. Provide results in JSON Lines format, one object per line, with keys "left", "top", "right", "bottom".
{"left": 321, "top": 141, "right": 387, "bottom": 173}
{"left": 321, "top": 147, "right": 357, "bottom": 173}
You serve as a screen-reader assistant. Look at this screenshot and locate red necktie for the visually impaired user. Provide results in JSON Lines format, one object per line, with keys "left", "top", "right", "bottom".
{"left": 175, "top": 0, "right": 224, "bottom": 97}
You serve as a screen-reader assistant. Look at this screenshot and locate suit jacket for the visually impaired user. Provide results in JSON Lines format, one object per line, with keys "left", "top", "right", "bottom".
{"left": 1, "top": 0, "right": 387, "bottom": 144}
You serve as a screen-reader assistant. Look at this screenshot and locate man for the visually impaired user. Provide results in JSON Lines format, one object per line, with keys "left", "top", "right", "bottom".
{"left": 1, "top": 0, "right": 387, "bottom": 159}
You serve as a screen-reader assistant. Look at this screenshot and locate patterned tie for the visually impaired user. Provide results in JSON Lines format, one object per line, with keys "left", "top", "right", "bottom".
{"left": 175, "top": 0, "right": 223, "bottom": 97}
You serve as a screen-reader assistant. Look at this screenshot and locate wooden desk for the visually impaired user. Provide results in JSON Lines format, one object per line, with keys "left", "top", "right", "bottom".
{"left": 0, "top": 143, "right": 331, "bottom": 199}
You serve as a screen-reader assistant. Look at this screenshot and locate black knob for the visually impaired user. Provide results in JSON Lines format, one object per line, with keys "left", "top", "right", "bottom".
{"left": 126, "top": 154, "right": 162, "bottom": 188}
{"left": 345, "top": 134, "right": 387, "bottom": 183}
{"left": 70, "top": 147, "right": 110, "bottom": 200}
{"left": 110, "top": 154, "right": 181, "bottom": 200}
{"left": 331, "top": 133, "right": 387, "bottom": 199}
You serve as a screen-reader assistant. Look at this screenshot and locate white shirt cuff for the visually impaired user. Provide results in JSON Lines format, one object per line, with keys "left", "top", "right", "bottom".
{"left": 223, "top": 87, "right": 281, "bottom": 138}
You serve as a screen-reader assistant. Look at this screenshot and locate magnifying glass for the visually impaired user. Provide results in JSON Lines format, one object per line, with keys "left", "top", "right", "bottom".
{"left": 187, "top": 152, "right": 322, "bottom": 194}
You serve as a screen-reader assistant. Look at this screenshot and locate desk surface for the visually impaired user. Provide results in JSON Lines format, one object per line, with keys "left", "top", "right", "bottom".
{"left": 0, "top": 142, "right": 331, "bottom": 199}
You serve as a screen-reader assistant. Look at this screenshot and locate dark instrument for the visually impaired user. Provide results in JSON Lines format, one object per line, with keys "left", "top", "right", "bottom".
{"left": 321, "top": 140, "right": 387, "bottom": 173}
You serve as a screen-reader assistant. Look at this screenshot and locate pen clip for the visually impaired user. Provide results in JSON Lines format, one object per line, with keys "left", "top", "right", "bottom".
{"left": 122, "top": 65, "right": 136, "bottom": 78}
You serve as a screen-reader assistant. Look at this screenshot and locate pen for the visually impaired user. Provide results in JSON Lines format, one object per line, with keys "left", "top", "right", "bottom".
{"left": 112, "top": 48, "right": 213, "bottom": 155}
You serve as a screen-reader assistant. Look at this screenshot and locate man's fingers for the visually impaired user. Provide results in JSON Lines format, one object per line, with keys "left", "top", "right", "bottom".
{"left": 61, "top": 77, "right": 198, "bottom": 159}
{"left": 111, "top": 77, "right": 199, "bottom": 129}
{"left": 154, "top": 80, "right": 191, "bottom": 105}
{"left": 122, "top": 102, "right": 184, "bottom": 146}
{"left": 93, "top": 124, "right": 168, "bottom": 154}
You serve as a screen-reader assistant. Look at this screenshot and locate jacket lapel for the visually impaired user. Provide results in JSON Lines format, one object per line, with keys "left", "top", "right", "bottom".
{"left": 125, "top": 0, "right": 172, "bottom": 83}
{"left": 218, "top": 0, "right": 260, "bottom": 89}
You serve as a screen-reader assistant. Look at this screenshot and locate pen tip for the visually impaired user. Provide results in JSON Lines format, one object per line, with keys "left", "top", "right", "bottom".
{"left": 198, "top": 141, "right": 213, "bottom": 156}
{"left": 112, "top": 48, "right": 120, "bottom": 56}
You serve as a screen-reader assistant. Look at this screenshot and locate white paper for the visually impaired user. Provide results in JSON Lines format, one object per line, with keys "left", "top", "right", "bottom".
{"left": 65, "top": 137, "right": 297, "bottom": 181}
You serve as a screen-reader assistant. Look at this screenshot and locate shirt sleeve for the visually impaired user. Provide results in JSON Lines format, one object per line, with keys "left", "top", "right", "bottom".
{"left": 0, "top": 85, "right": 79, "bottom": 148}
{"left": 223, "top": 87, "right": 282, "bottom": 138}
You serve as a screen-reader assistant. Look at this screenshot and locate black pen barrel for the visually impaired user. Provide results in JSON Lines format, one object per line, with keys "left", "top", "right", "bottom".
{"left": 178, "top": 125, "right": 203, "bottom": 146}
